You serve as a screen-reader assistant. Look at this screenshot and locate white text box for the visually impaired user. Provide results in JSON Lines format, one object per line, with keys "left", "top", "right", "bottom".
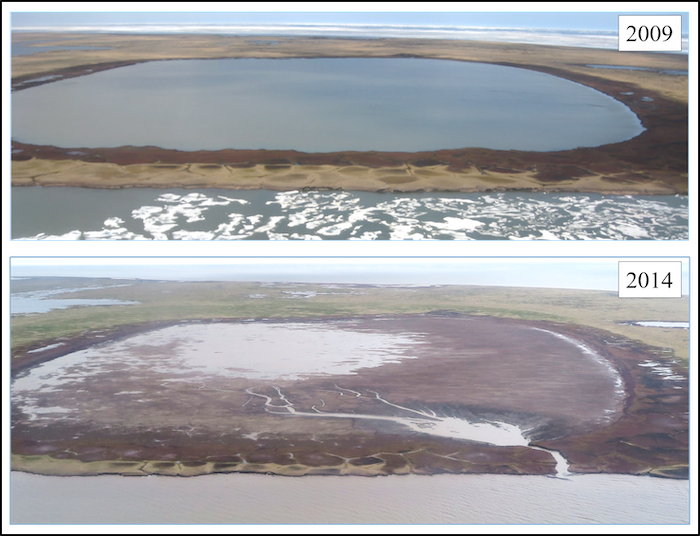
{"left": 618, "top": 261, "right": 682, "bottom": 298}
{"left": 619, "top": 15, "right": 682, "bottom": 51}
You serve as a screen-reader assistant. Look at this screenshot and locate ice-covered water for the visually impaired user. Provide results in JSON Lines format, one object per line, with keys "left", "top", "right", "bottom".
{"left": 12, "top": 188, "right": 688, "bottom": 240}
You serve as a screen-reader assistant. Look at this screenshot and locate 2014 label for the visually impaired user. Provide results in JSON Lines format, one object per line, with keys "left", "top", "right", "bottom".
{"left": 618, "top": 261, "right": 682, "bottom": 298}
{"left": 618, "top": 15, "right": 682, "bottom": 52}
{"left": 626, "top": 271, "right": 672, "bottom": 289}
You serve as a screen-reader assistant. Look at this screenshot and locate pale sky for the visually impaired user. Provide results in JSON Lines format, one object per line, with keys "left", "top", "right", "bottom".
{"left": 9, "top": 6, "right": 691, "bottom": 32}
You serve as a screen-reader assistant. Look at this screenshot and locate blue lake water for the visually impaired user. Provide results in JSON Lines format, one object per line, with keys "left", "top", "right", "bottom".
{"left": 11, "top": 58, "right": 644, "bottom": 152}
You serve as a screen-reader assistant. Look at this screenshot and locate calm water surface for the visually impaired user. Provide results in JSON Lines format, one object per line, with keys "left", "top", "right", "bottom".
{"left": 11, "top": 58, "right": 644, "bottom": 152}
{"left": 11, "top": 472, "right": 689, "bottom": 525}
{"left": 12, "top": 188, "right": 688, "bottom": 240}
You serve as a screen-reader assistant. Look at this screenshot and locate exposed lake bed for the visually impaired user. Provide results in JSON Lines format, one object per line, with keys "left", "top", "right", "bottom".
{"left": 12, "top": 308, "right": 688, "bottom": 480}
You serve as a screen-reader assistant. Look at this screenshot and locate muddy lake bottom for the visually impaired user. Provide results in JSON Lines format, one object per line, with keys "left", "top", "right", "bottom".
{"left": 12, "top": 316, "right": 643, "bottom": 484}
{"left": 11, "top": 317, "right": 624, "bottom": 449}
{"left": 11, "top": 188, "right": 688, "bottom": 240}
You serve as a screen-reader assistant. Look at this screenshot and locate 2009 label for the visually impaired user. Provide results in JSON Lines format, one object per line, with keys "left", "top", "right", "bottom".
{"left": 626, "top": 24, "right": 673, "bottom": 43}
{"left": 618, "top": 15, "right": 682, "bottom": 52}
{"left": 618, "top": 261, "right": 682, "bottom": 298}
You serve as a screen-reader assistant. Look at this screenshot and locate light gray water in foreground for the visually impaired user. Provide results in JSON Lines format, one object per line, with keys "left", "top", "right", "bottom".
{"left": 12, "top": 188, "right": 688, "bottom": 240}
{"left": 11, "top": 472, "right": 688, "bottom": 525}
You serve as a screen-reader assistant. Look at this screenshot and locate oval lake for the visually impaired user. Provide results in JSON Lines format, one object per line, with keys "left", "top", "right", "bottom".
{"left": 11, "top": 58, "right": 644, "bottom": 152}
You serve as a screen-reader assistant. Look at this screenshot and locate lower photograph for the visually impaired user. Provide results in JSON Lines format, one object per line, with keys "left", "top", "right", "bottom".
{"left": 9, "top": 257, "right": 690, "bottom": 526}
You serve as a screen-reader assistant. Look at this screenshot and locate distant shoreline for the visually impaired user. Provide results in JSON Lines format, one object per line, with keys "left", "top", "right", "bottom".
{"left": 11, "top": 34, "right": 688, "bottom": 195}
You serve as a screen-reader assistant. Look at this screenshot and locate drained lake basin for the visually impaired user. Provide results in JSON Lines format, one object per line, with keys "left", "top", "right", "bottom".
{"left": 11, "top": 58, "right": 644, "bottom": 152}
{"left": 12, "top": 316, "right": 631, "bottom": 478}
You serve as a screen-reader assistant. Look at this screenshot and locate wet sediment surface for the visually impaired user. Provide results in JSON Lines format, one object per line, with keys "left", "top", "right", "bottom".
{"left": 11, "top": 314, "right": 688, "bottom": 478}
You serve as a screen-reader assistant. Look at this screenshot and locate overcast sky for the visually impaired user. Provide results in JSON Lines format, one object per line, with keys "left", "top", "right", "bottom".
{"left": 10, "top": 8, "right": 690, "bottom": 32}
{"left": 10, "top": 257, "right": 690, "bottom": 292}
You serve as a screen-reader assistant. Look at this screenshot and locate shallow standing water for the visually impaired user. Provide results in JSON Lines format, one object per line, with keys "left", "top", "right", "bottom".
{"left": 11, "top": 188, "right": 688, "bottom": 240}
{"left": 11, "top": 284, "right": 137, "bottom": 314}
{"left": 11, "top": 58, "right": 644, "bottom": 152}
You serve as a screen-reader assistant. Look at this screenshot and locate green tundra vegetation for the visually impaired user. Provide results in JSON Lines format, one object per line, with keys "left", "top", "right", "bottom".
{"left": 11, "top": 278, "right": 689, "bottom": 363}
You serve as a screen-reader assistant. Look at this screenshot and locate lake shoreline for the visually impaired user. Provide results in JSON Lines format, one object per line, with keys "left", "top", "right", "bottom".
{"left": 11, "top": 35, "right": 688, "bottom": 195}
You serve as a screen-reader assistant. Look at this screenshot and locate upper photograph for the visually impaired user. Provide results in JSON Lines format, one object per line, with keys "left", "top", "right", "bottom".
{"left": 10, "top": 11, "right": 689, "bottom": 240}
